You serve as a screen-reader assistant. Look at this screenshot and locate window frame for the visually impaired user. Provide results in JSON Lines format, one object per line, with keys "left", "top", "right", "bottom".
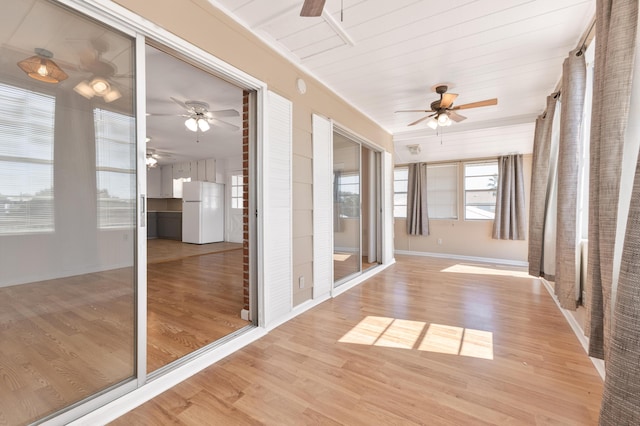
{"left": 231, "top": 173, "right": 243, "bottom": 210}
{"left": 463, "top": 160, "right": 499, "bottom": 221}
{"left": 393, "top": 166, "right": 408, "bottom": 218}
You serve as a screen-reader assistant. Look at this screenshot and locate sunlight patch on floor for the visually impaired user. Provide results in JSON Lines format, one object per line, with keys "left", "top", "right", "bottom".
{"left": 333, "top": 253, "right": 353, "bottom": 262}
{"left": 441, "top": 263, "right": 530, "bottom": 278}
{"left": 339, "top": 316, "right": 494, "bottom": 360}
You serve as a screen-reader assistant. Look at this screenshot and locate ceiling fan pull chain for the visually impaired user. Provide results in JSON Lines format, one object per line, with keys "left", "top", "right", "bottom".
{"left": 341, "top": 0, "right": 344, "bottom": 22}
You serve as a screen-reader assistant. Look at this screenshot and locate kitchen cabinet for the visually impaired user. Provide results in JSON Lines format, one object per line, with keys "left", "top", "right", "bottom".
{"left": 197, "top": 160, "right": 207, "bottom": 181}
{"left": 160, "top": 165, "right": 173, "bottom": 198}
{"left": 189, "top": 161, "right": 200, "bottom": 180}
{"left": 147, "top": 212, "right": 158, "bottom": 239}
{"left": 173, "top": 162, "right": 190, "bottom": 179}
{"left": 147, "top": 166, "right": 161, "bottom": 198}
{"left": 157, "top": 212, "right": 182, "bottom": 240}
{"left": 205, "top": 158, "right": 216, "bottom": 182}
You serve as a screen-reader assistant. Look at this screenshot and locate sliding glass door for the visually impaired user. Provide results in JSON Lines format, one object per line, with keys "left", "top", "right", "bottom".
{"left": 0, "top": 1, "right": 137, "bottom": 423}
{"left": 333, "top": 130, "right": 381, "bottom": 286}
{"left": 333, "top": 133, "right": 361, "bottom": 282}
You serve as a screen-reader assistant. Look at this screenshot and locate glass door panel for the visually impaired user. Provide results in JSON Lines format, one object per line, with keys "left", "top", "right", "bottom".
{"left": 0, "top": 1, "right": 137, "bottom": 423}
{"left": 333, "top": 133, "right": 361, "bottom": 283}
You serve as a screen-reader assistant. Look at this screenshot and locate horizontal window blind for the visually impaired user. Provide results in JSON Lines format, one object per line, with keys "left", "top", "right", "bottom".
{"left": 94, "top": 109, "right": 136, "bottom": 229}
{"left": 0, "top": 83, "right": 55, "bottom": 234}
{"left": 427, "top": 163, "right": 458, "bottom": 219}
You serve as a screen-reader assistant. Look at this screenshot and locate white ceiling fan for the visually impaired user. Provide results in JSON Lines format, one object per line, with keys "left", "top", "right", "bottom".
{"left": 149, "top": 97, "right": 240, "bottom": 132}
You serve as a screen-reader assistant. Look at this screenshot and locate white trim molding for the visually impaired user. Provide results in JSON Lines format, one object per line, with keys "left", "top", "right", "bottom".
{"left": 394, "top": 250, "right": 529, "bottom": 268}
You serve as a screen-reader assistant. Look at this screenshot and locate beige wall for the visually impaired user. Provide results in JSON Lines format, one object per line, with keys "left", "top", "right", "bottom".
{"left": 394, "top": 154, "right": 532, "bottom": 263}
{"left": 114, "top": 0, "right": 393, "bottom": 305}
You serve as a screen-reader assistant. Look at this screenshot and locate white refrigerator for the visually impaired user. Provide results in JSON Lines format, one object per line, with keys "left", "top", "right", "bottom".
{"left": 182, "top": 181, "right": 224, "bottom": 244}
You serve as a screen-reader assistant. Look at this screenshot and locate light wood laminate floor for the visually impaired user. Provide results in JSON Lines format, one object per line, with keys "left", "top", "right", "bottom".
{"left": 0, "top": 244, "right": 247, "bottom": 424}
{"left": 147, "top": 239, "right": 242, "bottom": 264}
{"left": 147, "top": 247, "right": 249, "bottom": 372}
{"left": 113, "top": 255, "right": 604, "bottom": 425}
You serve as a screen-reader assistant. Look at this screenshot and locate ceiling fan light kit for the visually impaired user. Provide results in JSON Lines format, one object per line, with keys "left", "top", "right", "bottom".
{"left": 17, "top": 48, "right": 68, "bottom": 83}
{"left": 397, "top": 84, "right": 497, "bottom": 128}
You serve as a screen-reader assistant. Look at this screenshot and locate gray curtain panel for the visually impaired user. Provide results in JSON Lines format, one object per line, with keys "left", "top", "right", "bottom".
{"left": 492, "top": 154, "right": 526, "bottom": 240}
{"left": 406, "top": 162, "right": 429, "bottom": 236}
{"left": 600, "top": 158, "right": 640, "bottom": 426}
{"left": 587, "top": 0, "right": 638, "bottom": 363}
{"left": 555, "top": 49, "right": 587, "bottom": 310}
{"left": 528, "top": 94, "right": 559, "bottom": 277}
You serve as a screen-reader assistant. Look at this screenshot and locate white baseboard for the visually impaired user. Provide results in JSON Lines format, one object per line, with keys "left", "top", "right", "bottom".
{"left": 539, "top": 278, "right": 605, "bottom": 380}
{"left": 394, "top": 250, "right": 528, "bottom": 268}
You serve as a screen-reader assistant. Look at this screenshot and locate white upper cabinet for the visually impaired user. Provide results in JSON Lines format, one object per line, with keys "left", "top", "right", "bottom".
{"left": 147, "top": 166, "right": 162, "bottom": 198}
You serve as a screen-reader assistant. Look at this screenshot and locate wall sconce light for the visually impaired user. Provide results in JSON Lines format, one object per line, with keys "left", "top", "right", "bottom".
{"left": 17, "top": 48, "right": 68, "bottom": 84}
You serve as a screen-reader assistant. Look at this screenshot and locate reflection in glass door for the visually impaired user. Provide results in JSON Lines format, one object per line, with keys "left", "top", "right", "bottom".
{"left": 333, "top": 132, "right": 362, "bottom": 283}
{"left": 0, "top": 1, "right": 137, "bottom": 424}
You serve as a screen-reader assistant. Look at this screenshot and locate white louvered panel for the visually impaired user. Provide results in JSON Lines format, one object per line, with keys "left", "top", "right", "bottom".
{"left": 263, "top": 91, "right": 292, "bottom": 327}
{"left": 312, "top": 114, "right": 333, "bottom": 298}
{"left": 382, "top": 151, "right": 394, "bottom": 265}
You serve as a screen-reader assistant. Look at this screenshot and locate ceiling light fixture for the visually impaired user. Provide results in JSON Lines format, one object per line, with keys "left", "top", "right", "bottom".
{"left": 184, "top": 116, "right": 211, "bottom": 133}
{"left": 437, "top": 113, "right": 451, "bottom": 126}
{"left": 17, "top": 48, "right": 68, "bottom": 83}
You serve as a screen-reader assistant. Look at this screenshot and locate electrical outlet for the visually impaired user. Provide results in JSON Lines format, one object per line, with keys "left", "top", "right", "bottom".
{"left": 299, "top": 276, "right": 305, "bottom": 289}
{"left": 437, "top": 238, "right": 443, "bottom": 245}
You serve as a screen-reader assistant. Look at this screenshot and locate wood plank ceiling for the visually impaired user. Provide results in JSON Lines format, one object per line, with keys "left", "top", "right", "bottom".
{"left": 212, "top": 0, "right": 595, "bottom": 163}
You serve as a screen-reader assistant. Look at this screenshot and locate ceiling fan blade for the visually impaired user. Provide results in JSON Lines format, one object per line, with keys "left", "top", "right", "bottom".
{"left": 448, "top": 111, "right": 467, "bottom": 122}
{"left": 440, "top": 93, "right": 458, "bottom": 109}
{"left": 300, "top": 0, "right": 326, "bottom": 16}
{"left": 395, "top": 109, "right": 436, "bottom": 113}
{"left": 452, "top": 98, "right": 498, "bottom": 110}
{"left": 207, "top": 109, "right": 240, "bottom": 118}
{"left": 147, "top": 113, "right": 191, "bottom": 118}
{"left": 408, "top": 115, "right": 433, "bottom": 126}
{"left": 169, "top": 97, "right": 189, "bottom": 111}
{"left": 210, "top": 118, "right": 240, "bottom": 131}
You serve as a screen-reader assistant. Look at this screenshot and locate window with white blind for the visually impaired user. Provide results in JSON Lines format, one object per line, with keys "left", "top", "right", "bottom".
{"left": 394, "top": 163, "right": 458, "bottom": 219}
{"left": 464, "top": 161, "right": 499, "bottom": 220}
{"left": 427, "top": 163, "right": 458, "bottom": 219}
{"left": 94, "top": 109, "right": 136, "bottom": 229}
{"left": 0, "top": 83, "right": 55, "bottom": 234}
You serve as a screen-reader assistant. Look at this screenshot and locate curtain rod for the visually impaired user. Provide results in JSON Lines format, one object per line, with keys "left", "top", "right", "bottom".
{"left": 553, "top": 16, "right": 596, "bottom": 93}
